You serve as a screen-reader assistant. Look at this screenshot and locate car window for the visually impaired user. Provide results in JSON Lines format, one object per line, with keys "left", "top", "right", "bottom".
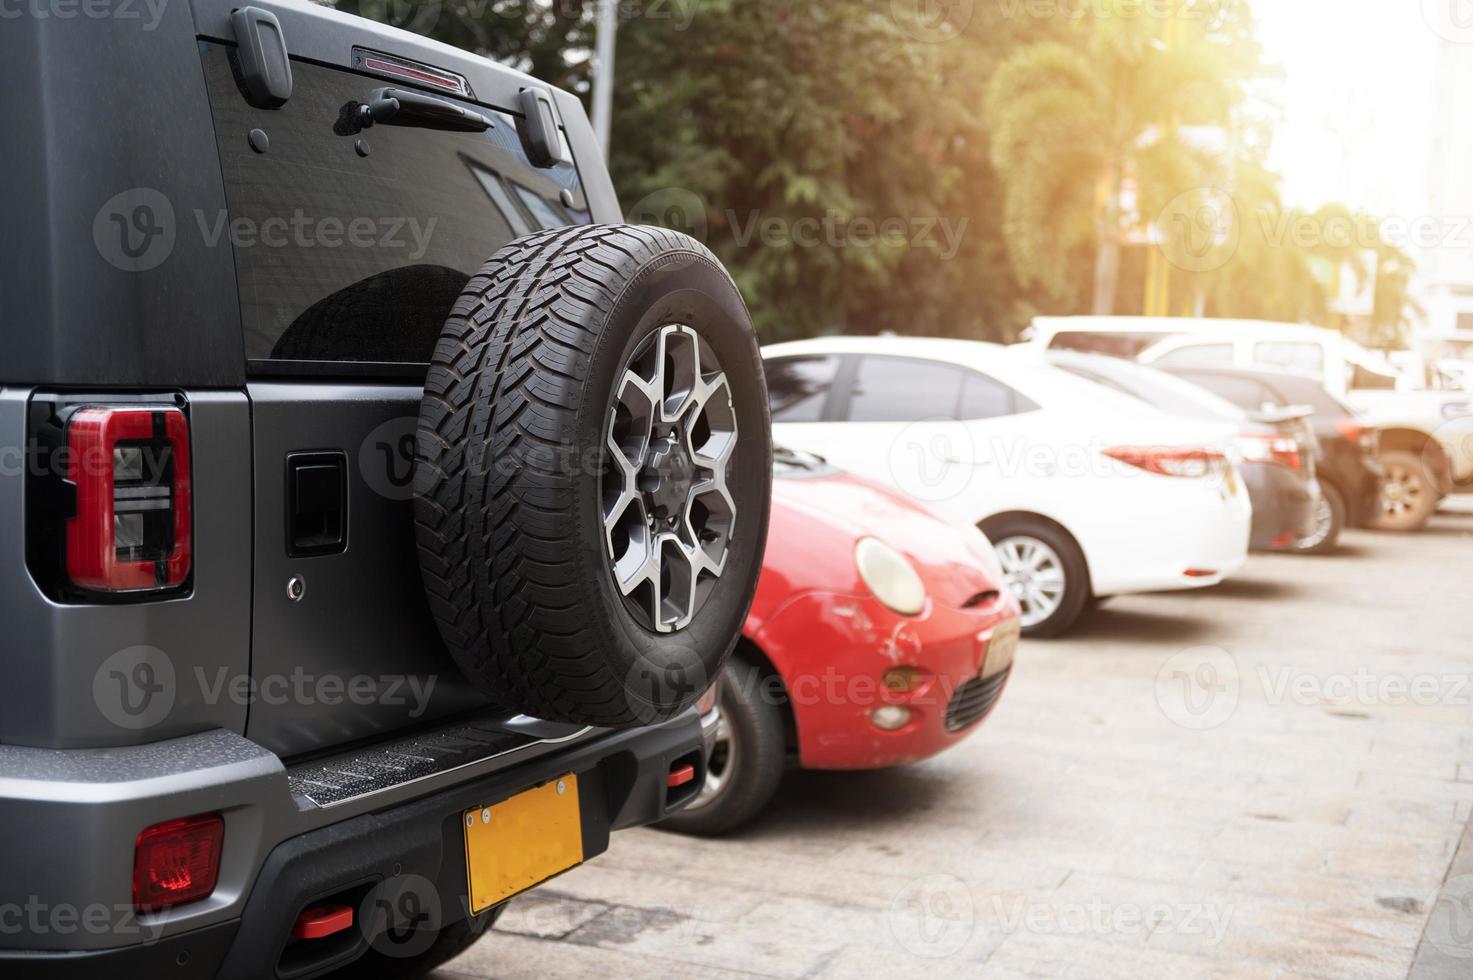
{"left": 764, "top": 356, "right": 841, "bottom": 422}
{"left": 1151, "top": 343, "right": 1235, "bottom": 368}
{"left": 846, "top": 357, "right": 965, "bottom": 422}
{"left": 1055, "top": 360, "right": 1240, "bottom": 421}
{"left": 959, "top": 371, "right": 1025, "bottom": 419}
{"left": 1253, "top": 341, "right": 1324, "bottom": 376}
{"left": 1047, "top": 331, "right": 1165, "bottom": 358}
{"left": 1177, "top": 373, "right": 1271, "bottom": 412}
{"left": 199, "top": 43, "right": 589, "bottom": 371}
{"left": 1259, "top": 377, "right": 1349, "bottom": 416}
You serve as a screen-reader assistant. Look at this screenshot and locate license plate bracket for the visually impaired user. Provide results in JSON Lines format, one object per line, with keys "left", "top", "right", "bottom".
{"left": 463, "top": 774, "right": 583, "bottom": 914}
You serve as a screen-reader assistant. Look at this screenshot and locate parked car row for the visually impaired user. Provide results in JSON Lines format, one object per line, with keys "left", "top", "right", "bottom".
{"left": 658, "top": 321, "right": 1412, "bottom": 838}
{"left": 1034, "top": 316, "right": 1473, "bottom": 531}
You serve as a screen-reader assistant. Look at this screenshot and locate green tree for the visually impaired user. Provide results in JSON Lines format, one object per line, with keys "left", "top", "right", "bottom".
{"left": 984, "top": 2, "right": 1254, "bottom": 316}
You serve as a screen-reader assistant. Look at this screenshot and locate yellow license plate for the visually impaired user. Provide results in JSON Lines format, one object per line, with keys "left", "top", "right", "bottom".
{"left": 463, "top": 774, "right": 583, "bottom": 914}
{"left": 981, "top": 619, "right": 1021, "bottom": 679}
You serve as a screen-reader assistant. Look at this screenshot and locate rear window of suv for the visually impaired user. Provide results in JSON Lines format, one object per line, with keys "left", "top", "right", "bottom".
{"left": 199, "top": 43, "right": 591, "bottom": 374}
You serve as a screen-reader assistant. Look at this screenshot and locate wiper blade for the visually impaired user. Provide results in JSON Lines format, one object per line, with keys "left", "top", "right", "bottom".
{"left": 358, "top": 87, "right": 491, "bottom": 133}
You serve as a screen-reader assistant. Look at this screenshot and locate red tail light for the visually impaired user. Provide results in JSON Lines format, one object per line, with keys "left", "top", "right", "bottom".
{"left": 1238, "top": 432, "right": 1300, "bottom": 471}
{"left": 133, "top": 813, "right": 224, "bottom": 912}
{"left": 1104, "top": 446, "right": 1226, "bottom": 478}
{"left": 65, "top": 406, "right": 192, "bottom": 594}
{"left": 1333, "top": 418, "right": 1379, "bottom": 454}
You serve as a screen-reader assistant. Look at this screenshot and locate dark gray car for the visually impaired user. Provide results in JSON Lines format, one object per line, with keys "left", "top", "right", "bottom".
{"left": 1, "top": 3, "right": 771, "bottom": 976}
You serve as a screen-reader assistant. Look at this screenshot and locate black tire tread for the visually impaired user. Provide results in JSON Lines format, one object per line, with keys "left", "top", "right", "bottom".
{"left": 414, "top": 224, "right": 734, "bottom": 724}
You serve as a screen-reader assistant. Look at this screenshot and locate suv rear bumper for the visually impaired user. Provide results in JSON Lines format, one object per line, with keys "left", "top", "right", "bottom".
{"left": 0, "top": 714, "right": 704, "bottom": 978}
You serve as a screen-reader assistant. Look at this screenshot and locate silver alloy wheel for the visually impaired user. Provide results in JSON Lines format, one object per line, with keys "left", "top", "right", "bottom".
{"left": 996, "top": 535, "right": 1067, "bottom": 629}
{"left": 1381, "top": 462, "right": 1424, "bottom": 521}
{"left": 685, "top": 699, "right": 736, "bottom": 812}
{"left": 1300, "top": 494, "right": 1334, "bottom": 550}
{"left": 601, "top": 324, "right": 739, "bottom": 633}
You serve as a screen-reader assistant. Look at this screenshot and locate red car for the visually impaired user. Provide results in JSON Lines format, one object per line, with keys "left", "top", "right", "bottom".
{"left": 662, "top": 450, "right": 1022, "bottom": 835}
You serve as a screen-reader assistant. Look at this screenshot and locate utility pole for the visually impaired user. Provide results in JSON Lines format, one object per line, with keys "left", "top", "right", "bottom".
{"left": 591, "top": 0, "right": 618, "bottom": 157}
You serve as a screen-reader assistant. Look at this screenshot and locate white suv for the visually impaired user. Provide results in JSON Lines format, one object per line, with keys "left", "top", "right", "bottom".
{"left": 1031, "top": 316, "right": 1473, "bottom": 531}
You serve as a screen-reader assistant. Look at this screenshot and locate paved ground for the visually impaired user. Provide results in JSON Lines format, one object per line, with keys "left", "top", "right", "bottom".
{"left": 437, "top": 500, "right": 1473, "bottom": 979}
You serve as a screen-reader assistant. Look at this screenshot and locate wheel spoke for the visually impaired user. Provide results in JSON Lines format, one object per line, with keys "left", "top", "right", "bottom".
{"left": 601, "top": 324, "right": 737, "bottom": 634}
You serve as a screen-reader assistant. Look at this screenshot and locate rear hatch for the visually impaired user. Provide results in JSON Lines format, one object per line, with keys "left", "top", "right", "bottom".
{"left": 195, "top": 30, "right": 594, "bottom": 756}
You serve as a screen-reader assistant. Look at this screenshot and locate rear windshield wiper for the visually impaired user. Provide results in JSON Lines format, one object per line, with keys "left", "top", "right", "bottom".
{"left": 358, "top": 87, "right": 491, "bottom": 133}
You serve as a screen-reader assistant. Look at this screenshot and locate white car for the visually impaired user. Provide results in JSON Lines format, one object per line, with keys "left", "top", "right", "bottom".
{"left": 762, "top": 337, "right": 1252, "bottom": 636}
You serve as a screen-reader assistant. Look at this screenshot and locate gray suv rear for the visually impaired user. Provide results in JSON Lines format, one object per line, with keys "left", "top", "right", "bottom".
{"left": 1, "top": 2, "right": 771, "bottom": 976}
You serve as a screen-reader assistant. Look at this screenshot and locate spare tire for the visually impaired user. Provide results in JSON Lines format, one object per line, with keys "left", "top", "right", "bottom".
{"left": 414, "top": 224, "right": 772, "bottom": 728}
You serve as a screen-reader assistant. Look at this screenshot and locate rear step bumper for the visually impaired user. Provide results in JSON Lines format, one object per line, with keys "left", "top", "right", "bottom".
{"left": 0, "top": 712, "right": 704, "bottom": 978}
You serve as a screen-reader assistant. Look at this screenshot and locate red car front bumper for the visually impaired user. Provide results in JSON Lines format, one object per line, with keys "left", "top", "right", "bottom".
{"left": 753, "top": 592, "right": 1017, "bottom": 770}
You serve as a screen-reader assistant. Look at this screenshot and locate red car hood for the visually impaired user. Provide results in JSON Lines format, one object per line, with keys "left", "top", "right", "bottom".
{"left": 765, "top": 469, "right": 1003, "bottom": 611}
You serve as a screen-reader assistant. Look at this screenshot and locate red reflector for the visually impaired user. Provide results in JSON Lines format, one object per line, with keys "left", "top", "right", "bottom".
{"left": 133, "top": 813, "right": 224, "bottom": 912}
{"left": 667, "top": 763, "right": 696, "bottom": 788}
{"left": 1104, "top": 446, "right": 1226, "bottom": 479}
{"left": 1269, "top": 530, "right": 1296, "bottom": 550}
{"left": 292, "top": 904, "right": 355, "bottom": 941}
{"left": 66, "top": 405, "right": 192, "bottom": 593}
{"left": 1184, "top": 569, "right": 1217, "bottom": 579}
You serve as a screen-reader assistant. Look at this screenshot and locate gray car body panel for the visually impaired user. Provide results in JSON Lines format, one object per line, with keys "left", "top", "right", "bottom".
{"left": 0, "top": 2, "right": 694, "bottom": 965}
{"left": 1, "top": 389, "right": 253, "bottom": 749}
{"left": 246, "top": 382, "right": 489, "bottom": 756}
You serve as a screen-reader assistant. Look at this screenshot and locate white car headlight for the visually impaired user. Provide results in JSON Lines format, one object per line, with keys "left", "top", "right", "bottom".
{"left": 854, "top": 537, "right": 926, "bottom": 616}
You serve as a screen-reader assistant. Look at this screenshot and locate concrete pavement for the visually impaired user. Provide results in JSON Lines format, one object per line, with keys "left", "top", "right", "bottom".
{"left": 436, "top": 499, "right": 1473, "bottom": 979}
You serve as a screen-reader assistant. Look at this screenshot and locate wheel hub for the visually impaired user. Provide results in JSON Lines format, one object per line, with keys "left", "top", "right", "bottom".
{"left": 640, "top": 432, "right": 696, "bottom": 522}
{"left": 600, "top": 325, "right": 739, "bottom": 633}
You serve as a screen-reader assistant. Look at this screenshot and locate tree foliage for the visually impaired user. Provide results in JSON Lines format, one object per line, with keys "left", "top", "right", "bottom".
{"left": 341, "top": 0, "right": 1421, "bottom": 343}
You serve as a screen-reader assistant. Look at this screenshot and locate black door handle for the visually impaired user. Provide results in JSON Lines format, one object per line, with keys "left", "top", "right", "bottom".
{"left": 358, "top": 87, "right": 491, "bottom": 133}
